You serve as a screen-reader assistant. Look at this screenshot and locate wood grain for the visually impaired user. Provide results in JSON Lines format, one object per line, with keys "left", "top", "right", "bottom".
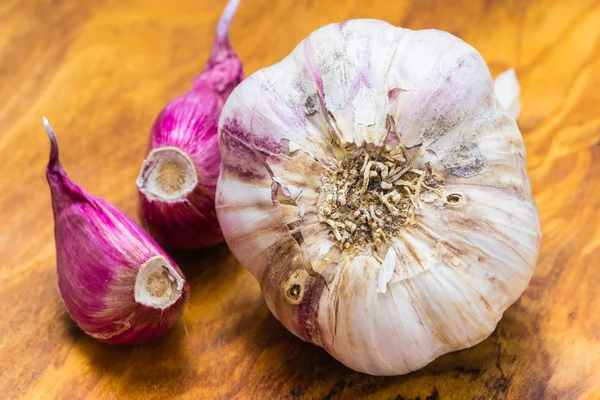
{"left": 0, "top": 0, "right": 599, "bottom": 398}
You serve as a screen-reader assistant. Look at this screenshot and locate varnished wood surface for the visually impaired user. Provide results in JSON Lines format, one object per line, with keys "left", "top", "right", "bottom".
{"left": 1, "top": 0, "right": 599, "bottom": 398}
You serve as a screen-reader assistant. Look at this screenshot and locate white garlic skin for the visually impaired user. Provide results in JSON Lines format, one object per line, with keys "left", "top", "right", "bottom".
{"left": 493, "top": 68, "right": 521, "bottom": 119}
{"left": 216, "top": 20, "right": 540, "bottom": 375}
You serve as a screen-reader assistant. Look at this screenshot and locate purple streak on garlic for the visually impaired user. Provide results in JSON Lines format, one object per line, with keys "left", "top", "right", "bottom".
{"left": 136, "top": 0, "right": 243, "bottom": 249}
{"left": 44, "top": 118, "right": 189, "bottom": 344}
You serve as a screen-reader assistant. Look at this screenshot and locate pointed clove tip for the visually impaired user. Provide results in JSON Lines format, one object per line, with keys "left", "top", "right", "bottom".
{"left": 211, "top": 0, "right": 240, "bottom": 62}
{"left": 217, "top": 0, "right": 240, "bottom": 36}
{"left": 43, "top": 116, "right": 60, "bottom": 171}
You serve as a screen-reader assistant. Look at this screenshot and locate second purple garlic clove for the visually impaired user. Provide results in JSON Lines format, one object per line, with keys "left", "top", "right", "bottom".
{"left": 44, "top": 118, "right": 189, "bottom": 344}
{"left": 136, "top": 0, "right": 243, "bottom": 249}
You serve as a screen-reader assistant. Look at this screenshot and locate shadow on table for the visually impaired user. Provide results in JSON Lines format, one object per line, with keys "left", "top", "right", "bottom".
{"left": 73, "top": 323, "right": 192, "bottom": 396}
{"left": 168, "top": 241, "right": 233, "bottom": 281}
{"left": 242, "top": 299, "right": 547, "bottom": 400}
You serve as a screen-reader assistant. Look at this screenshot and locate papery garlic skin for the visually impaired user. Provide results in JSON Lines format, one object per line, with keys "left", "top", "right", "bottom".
{"left": 45, "top": 119, "right": 189, "bottom": 344}
{"left": 137, "top": 93, "right": 225, "bottom": 249}
{"left": 216, "top": 21, "right": 541, "bottom": 375}
{"left": 494, "top": 69, "right": 521, "bottom": 119}
{"left": 136, "top": 0, "right": 243, "bottom": 249}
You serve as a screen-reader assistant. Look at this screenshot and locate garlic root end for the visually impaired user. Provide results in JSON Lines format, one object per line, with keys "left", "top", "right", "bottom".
{"left": 135, "top": 256, "right": 185, "bottom": 310}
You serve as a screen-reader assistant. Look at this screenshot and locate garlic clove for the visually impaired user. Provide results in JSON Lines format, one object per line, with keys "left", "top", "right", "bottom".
{"left": 307, "top": 21, "right": 408, "bottom": 147}
{"left": 217, "top": 20, "right": 540, "bottom": 376}
{"left": 494, "top": 68, "right": 521, "bottom": 119}
{"left": 376, "top": 247, "right": 396, "bottom": 293}
{"left": 44, "top": 118, "right": 189, "bottom": 344}
{"left": 137, "top": 93, "right": 225, "bottom": 249}
{"left": 219, "top": 43, "right": 347, "bottom": 166}
{"left": 136, "top": 0, "right": 243, "bottom": 250}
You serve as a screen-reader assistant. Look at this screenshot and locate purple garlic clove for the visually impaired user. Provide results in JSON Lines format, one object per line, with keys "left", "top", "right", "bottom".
{"left": 136, "top": 0, "right": 243, "bottom": 249}
{"left": 44, "top": 118, "right": 189, "bottom": 344}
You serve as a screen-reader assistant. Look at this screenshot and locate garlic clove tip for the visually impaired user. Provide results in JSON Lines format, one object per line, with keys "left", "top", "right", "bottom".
{"left": 43, "top": 117, "right": 60, "bottom": 172}
{"left": 211, "top": 0, "right": 241, "bottom": 63}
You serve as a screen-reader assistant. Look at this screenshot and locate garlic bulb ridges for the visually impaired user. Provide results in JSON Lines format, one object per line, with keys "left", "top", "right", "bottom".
{"left": 216, "top": 20, "right": 540, "bottom": 375}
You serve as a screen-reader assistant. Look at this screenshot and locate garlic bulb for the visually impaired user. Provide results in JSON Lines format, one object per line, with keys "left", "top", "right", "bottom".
{"left": 216, "top": 20, "right": 540, "bottom": 375}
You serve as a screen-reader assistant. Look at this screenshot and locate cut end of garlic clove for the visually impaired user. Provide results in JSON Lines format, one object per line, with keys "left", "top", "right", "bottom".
{"left": 135, "top": 256, "right": 185, "bottom": 310}
{"left": 136, "top": 147, "right": 198, "bottom": 201}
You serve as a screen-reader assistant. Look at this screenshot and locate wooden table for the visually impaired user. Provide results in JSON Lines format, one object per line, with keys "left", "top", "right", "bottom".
{"left": 1, "top": 0, "right": 599, "bottom": 398}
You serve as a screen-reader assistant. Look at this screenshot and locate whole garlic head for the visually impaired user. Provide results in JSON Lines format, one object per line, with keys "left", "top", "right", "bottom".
{"left": 216, "top": 20, "right": 541, "bottom": 376}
